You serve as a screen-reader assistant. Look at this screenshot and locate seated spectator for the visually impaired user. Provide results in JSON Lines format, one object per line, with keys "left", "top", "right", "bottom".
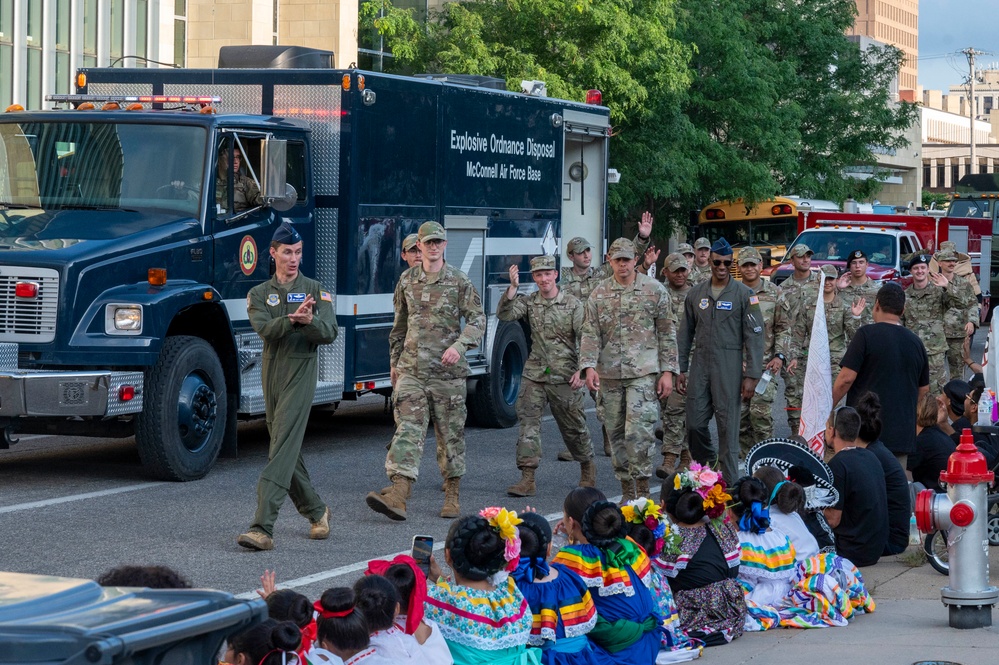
{"left": 512, "top": 510, "right": 600, "bottom": 664}
{"left": 224, "top": 619, "right": 302, "bottom": 665}
{"left": 265, "top": 588, "right": 317, "bottom": 658}
{"left": 854, "top": 392, "right": 910, "bottom": 555}
{"left": 657, "top": 470, "right": 746, "bottom": 646}
{"left": 369, "top": 556, "right": 453, "bottom": 664}
{"left": 354, "top": 574, "right": 428, "bottom": 663}
{"left": 962, "top": 384, "right": 999, "bottom": 469}
{"left": 785, "top": 465, "right": 836, "bottom": 551}
{"left": 424, "top": 511, "right": 536, "bottom": 665}
{"left": 552, "top": 488, "right": 662, "bottom": 663}
{"left": 96, "top": 565, "right": 191, "bottom": 589}
{"left": 911, "top": 392, "right": 957, "bottom": 493}
{"left": 752, "top": 466, "right": 819, "bottom": 562}
{"left": 824, "top": 407, "right": 889, "bottom": 566}
{"left": 937, "top": 379, "right": 973, "bottom": 445}
{"left": 311, "top": 587, "right": 392, "bottom": 665}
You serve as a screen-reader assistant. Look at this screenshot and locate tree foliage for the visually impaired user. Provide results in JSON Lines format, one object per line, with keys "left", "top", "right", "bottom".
{"left": 359, "top": 0, "right": 919, "bottom": 235}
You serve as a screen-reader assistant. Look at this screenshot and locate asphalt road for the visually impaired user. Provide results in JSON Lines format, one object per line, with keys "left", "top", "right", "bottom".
{"left": 0, "top": 328, "right": 986, "bottom": 603}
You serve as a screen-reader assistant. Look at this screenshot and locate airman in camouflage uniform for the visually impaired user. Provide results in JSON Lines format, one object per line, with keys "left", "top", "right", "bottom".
{"left": 903, "top": 252, "right": 966, "bottom": 393}
{"left": 738, "top": 247, "right": 783, "bottom": 456}
{"left": 777, "top": 244, "right": 822, "bottom": 435}
{"left": 819, "top": 265, "right": 853, "bottom": 368}
{"left": 676, "top": 243, "right": 696, "bottom": 271}
{"left": 935, "top": 244, "right": 979, "bottom": 381}
{"left": 837, "top": 249, "right": 881, "bottom": 337}
{"left": 366, "top": 221, "right": 485, "bottom": 522}
{"left": 499, "top": 255, "right": 594, "bottom": 497}
{"left": 657, "top": 252, "right": 693, "bottom": 478}
{"left": 689, "top": 237, "right": 713, "bottom": 284}
{"left": 401, "top": 233, "right": 421, "bottom": 269}
{"left": 580, "top": 237, "right": 678, "bottom": 503}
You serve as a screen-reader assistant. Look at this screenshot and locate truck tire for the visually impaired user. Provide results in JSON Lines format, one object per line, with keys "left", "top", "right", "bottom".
{"left": 468, "top": 322, "right": 526, "bottom": 428}
{"left": 136, "top": 336, "right": 227, "bottom": 481}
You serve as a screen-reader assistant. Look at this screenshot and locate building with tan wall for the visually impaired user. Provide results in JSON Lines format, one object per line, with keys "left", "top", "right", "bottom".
{"left": 849, "top": 0, "right": 918, "bottom": 94}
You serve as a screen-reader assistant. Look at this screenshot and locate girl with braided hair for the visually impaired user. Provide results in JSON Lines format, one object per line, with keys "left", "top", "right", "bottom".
{"left": 424, "top": 510, "right": 538, "bottom": 665}
{"left": 307, "top": 587, "right": 393, "bottom": 665}
{"left": 550, "top": 488, "right": 662, "bottom": 665}
{"left": 512, "top": 510, "right": 599, "bottom": 664}
{"left": 221, "top": 619, "right": 302, "bottom": 665}
{"left": 353, "top": 574, "right": 429, "bottom": 663}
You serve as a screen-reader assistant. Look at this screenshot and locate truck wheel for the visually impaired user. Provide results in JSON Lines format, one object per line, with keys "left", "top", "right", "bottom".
{"left": 136, "top": 336, "right": 227, "bottom": 481}
{"left": 468, "top": 322, "right": 526, "bottom": 428}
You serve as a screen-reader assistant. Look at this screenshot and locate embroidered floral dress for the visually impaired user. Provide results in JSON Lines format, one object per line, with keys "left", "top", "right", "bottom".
{"left": 424, "top": 576, "right": 539, "bottom": 665}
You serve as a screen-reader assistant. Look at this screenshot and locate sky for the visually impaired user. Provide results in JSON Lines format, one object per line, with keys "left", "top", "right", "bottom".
{"left": 918, "top": 0, "right": 999, "bottom": 92}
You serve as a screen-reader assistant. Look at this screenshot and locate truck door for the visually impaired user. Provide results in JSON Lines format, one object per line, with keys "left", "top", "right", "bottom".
{"left": 560, "top": 109, "right": 609, "bottom": 256}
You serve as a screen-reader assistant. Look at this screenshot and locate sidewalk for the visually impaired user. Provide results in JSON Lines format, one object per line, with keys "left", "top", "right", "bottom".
{"left": 699, "top": 544, "right": 999, "bottom": 665}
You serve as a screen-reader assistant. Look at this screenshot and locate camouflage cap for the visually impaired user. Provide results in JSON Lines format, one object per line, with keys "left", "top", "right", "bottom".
{"left": 529, "top": 255, "right": 557, "bottom": 272}
{"left": 565, "top": 237, "right": 592, "bottom": 256}
{"left": 933, "top": 248, "right": 958, "bottom": 262}
{"left": 607, "top": 237, "right": 637, "bottom": 260}
{"left": 788, "top": 244, "right": 813, "bottom": 257}
{"left": 402, "top": 233, "right": 419, "bottom": 252}
{"left": 737, "top": 247, "right": 762, "bottom": 266}
{"left": 665, "top": 252, "right": 689, "bottom": 272}
{"left": 938, "top": 241, "right": 970, "bottom": 261}
{"left": 693, "top": 237, "right": 712, "bottom": 250}
{"left": 820, "top": 264, "right": 838, "bottom": 278}
{"left": 676, "top": 242, "right": 695, "bottom": 256}
{"left": 418, "top": 221, "right": 446, "bottom": 242}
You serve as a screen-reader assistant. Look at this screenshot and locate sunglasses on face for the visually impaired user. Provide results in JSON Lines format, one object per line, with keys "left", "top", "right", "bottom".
{"left": 713, "top": 259, "right": 733, "bottom": 267}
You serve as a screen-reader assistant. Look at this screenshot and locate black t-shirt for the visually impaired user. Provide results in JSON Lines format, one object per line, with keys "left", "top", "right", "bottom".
{"left": 842, "top": 322, "right": 929, "bottom": 455}
{"left": 866, "top": 439, "right": 911, "bottom": 553}
{"left": 949, "top": 417, "right": 972, "bottom": 446}
{"left": 909, "top": 426, "right": 956, "bottom": 493}
{"left": 829, "top": 447, "right": 889, "bottom": 567}
{"left": 668, "top": 528, "right": 735, "bottom": 592}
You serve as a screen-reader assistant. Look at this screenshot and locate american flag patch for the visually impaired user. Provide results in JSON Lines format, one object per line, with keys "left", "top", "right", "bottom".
{"left": 749, "top": 295, "right": 760, "bottom": 305}
{"left": 320, "top": 291, "right": 333, "bottom": 302}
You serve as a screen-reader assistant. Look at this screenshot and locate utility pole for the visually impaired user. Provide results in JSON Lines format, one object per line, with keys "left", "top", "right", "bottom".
{"left": 964, "top": 47, "right": 986, "bottom": 177}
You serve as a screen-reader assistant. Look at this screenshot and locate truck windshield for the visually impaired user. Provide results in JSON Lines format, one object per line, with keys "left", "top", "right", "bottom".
{"left": 0, "top": 121, "right": 206, "bottom": 217}
{"left": 790, "top": 231, "right": 896, "bottom": 266}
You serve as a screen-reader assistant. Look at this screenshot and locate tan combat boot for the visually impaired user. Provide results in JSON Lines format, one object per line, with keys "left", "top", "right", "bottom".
{"left": 366, "top": 474, "right": 411, "bottom": 521}
{"left": 579, "top": 460, "right": 597, "bottom": 488}
{"left": 620, "top": 479, "right": 637, "bottom": 505}
{"left": 557, "top": 449, "right": 574, "bottom": 462}
{"left": 678, "top": 448, "right": 692, "bottom": 471}
{"left": 507, "top": 468, "right": 537, "bottom": 497}
{"left": 237, "top": 530, "right": 274, "bottom": 551}
{"left": 636, "top": 477, "right": 650, "bottom": 499}
{"left": 309, "top": 505, "right": 331, "bottom": 540}
{"left": 441, "top": 478, "right": 461, "bottom": 518}
{"left": 656, "top": 453, "right": 678, "bottom": 479}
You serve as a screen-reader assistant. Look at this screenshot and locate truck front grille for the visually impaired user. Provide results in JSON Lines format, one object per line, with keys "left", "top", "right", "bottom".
{"left": 0, "top": 267, "right": 59, "bottom": 343}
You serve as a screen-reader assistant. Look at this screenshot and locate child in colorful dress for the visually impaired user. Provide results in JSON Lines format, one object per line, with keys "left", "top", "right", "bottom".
{"left": 367, "top": 556, "right": 453, "bottom": 664}
{"left": 424, "top": 509, "right": 539, "bottom": 665}
{"left": 354, "top": 574, "right": 429, "bottom": 663}
{"left": 551, "top": 488, "right": 662, "bottom": 665}
{"left": 512, "top": 510, "right": 600, "bottom": 665}
{"left": 752, "top": 466, "right": 819, "bottom": 562}
{"left": 308, "top": 587, "right": 394, "bottom": 665}
{"left": 658, "top": 468, "right": 746, "bottom": 646}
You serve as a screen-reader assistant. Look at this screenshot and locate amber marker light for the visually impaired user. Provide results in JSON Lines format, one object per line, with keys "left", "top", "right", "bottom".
{"left": 76, "top": 73, "right": 87, "bottom": 90}
{"left": 148, "top": 268, "right": 167, "bottom": 286}
{"left": 203, "top": 291, "right": 213, "bottom": 300}
{"left": 342, "top": 74, "right": 351, "bottom": 91}
{"left": 4, "top": 104, "right": 24, "bottom": 112}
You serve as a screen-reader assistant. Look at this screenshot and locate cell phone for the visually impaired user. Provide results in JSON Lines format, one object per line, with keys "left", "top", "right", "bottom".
{"left": 411, "top": 535, "right": 434, "bottom": 575}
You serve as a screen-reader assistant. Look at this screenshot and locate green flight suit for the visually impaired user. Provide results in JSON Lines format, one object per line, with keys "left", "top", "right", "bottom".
{"left": 247, "top": 273, "right": 338, "bottom": 537}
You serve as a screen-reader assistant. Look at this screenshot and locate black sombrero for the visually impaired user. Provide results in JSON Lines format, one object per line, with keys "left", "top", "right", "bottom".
{"left": 743, "top": 437, "right": 839, "bottom": 509}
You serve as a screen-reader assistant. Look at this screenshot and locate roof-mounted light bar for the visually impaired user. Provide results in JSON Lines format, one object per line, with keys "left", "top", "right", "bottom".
{"left": 46, "top": 94, "right": 222, "bottom": 108}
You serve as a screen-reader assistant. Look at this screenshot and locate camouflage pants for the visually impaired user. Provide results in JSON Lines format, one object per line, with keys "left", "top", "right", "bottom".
{"left": 516, "top": 378, "right": 593, "bottom": 468}
{"left": 928, "top": 351, "right": 948, "bottom": 395}
{"left": 598, "top": 375, "right": 659, "bottom": 481}
{"left": 659, "top": 389, "right": 687, "bottom": 457}
{"left": 946, "top": 336, "right": 967, "bottom": 383}
{"left": 385, "top": 374, "right": 466, "bottom": 482}
{"left": 784, "top": 361, "right": 805, "bottom": 435}
{"left": 740, "top": 372, "right": 777, "bottom": 458}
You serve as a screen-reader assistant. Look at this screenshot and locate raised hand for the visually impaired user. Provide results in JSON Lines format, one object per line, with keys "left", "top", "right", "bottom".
{"left": 851, "top": 297, "right": 866, "bottom": 317}
{"left": 508, "top": 264, "right": 520, "bottom": 290}
{"left": 638, "top": 211, "right": 654, "bottom": 239}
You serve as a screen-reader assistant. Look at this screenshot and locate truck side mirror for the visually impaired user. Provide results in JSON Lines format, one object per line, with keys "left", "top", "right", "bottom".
{"left": 261, "top": 138, "right": 289, "bottom": 201}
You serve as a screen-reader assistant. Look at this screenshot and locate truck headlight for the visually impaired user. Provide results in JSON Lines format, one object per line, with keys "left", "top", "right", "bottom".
{"left": 105, "top": 304, "right": 143, "bottom": 334}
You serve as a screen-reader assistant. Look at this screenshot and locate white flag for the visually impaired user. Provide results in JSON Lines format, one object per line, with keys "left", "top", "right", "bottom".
{"left": 799, "top": 272, "right": 833, "bottom": 455}
{"left": 984, "top": 313, "right": 997, "bottom": 392}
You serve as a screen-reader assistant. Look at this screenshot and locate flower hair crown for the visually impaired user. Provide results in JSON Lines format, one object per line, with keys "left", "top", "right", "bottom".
{"left": 673, "top": 462, "right": 732, "bottom": 519}
{"left": 479, "top": 506, "right": 523, "bottom": 570}
{"left": 621, "top": 497, "right": 680, "bottom": 557}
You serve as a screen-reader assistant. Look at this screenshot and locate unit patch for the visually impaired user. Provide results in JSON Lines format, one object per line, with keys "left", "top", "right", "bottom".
{"left": 320, "top": 291, "right": 333, "bottom": 302}
{"left": 267, "top": 294, "right": 280, "bottom": 307}
{"left": 716, "top": 301, "right": 733, "bottom": 310}
{"left": 287, "top": 293, "right": 307, "bottom": 303}
{"left": 239, "top": 235, "right": 258, "bottom": 276}
{"left": 699, "top": 298, "right": 710, "bottom": 310}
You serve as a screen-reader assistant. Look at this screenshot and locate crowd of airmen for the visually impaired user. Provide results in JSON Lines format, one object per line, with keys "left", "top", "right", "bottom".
{"left": 363, "top": 218, "right": 980, "bottom": 522}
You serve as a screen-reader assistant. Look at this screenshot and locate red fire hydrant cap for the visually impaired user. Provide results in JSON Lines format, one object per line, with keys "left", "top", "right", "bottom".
{"left": 950, "top": 502, "right": 976, "bottom": 527}
{"left": 939, "top": 430, "right": 995, "bottom": 485}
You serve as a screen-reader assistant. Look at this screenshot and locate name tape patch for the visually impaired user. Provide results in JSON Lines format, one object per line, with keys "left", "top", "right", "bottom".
{"left": 716, "top": 301, "right": 733, "bottom": 310}
{"left": 287, "top": 293, "right": 307, "bottom": 303}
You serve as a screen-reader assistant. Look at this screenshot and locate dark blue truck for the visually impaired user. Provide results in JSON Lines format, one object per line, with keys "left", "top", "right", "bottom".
{"left": 0, "top": 47, "right": 611, "bottom": 480}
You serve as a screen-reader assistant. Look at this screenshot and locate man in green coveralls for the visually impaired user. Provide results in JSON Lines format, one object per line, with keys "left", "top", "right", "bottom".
{"left": 237, "top": 221, "right": 339, "bottom": 551}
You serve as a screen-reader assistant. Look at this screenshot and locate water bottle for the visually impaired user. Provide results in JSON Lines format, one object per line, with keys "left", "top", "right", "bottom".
{"left": 978, "top": 389, "right": 993, "bottom": 426}
{"left": 908, "top": 513, "right": 920, "bottom": 546}
{"left": 755, "top": 370, "right": 772, "bottom": 395}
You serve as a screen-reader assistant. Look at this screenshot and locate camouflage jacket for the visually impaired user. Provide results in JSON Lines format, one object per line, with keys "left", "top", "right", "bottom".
{"left": 667, "top": 283, "right": 692, "bottom": 325}
{"left": 903, "top": 282, "right": 964, "bottom": 355}
{"left": 561, "top": 234, "right": 651, "bottom": 302}
{"left": 390, "top": 262, "right": 485, "bottom": 380}
{"left": 839, "top": 277, "right": 881, "bottom": 328}
{"left": 745, "top": 279, "right": 782, "bottom": 363}
{"left": 777, "top": 270, "right": 822, "bottom": 360}
{"left": 941, "top": 273, "right": 978, "bottom": 339}
{"left": 824, "top": 294, "right": 851, "bottom": 364}
{"left": 688, "top": 262, "right": 712, "bottom": 285}
{"left": 580, "top": 272, "right": 677, "bottom": 378}
{"left": 497, "top": 289, "right": 583, "bottom": 384}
